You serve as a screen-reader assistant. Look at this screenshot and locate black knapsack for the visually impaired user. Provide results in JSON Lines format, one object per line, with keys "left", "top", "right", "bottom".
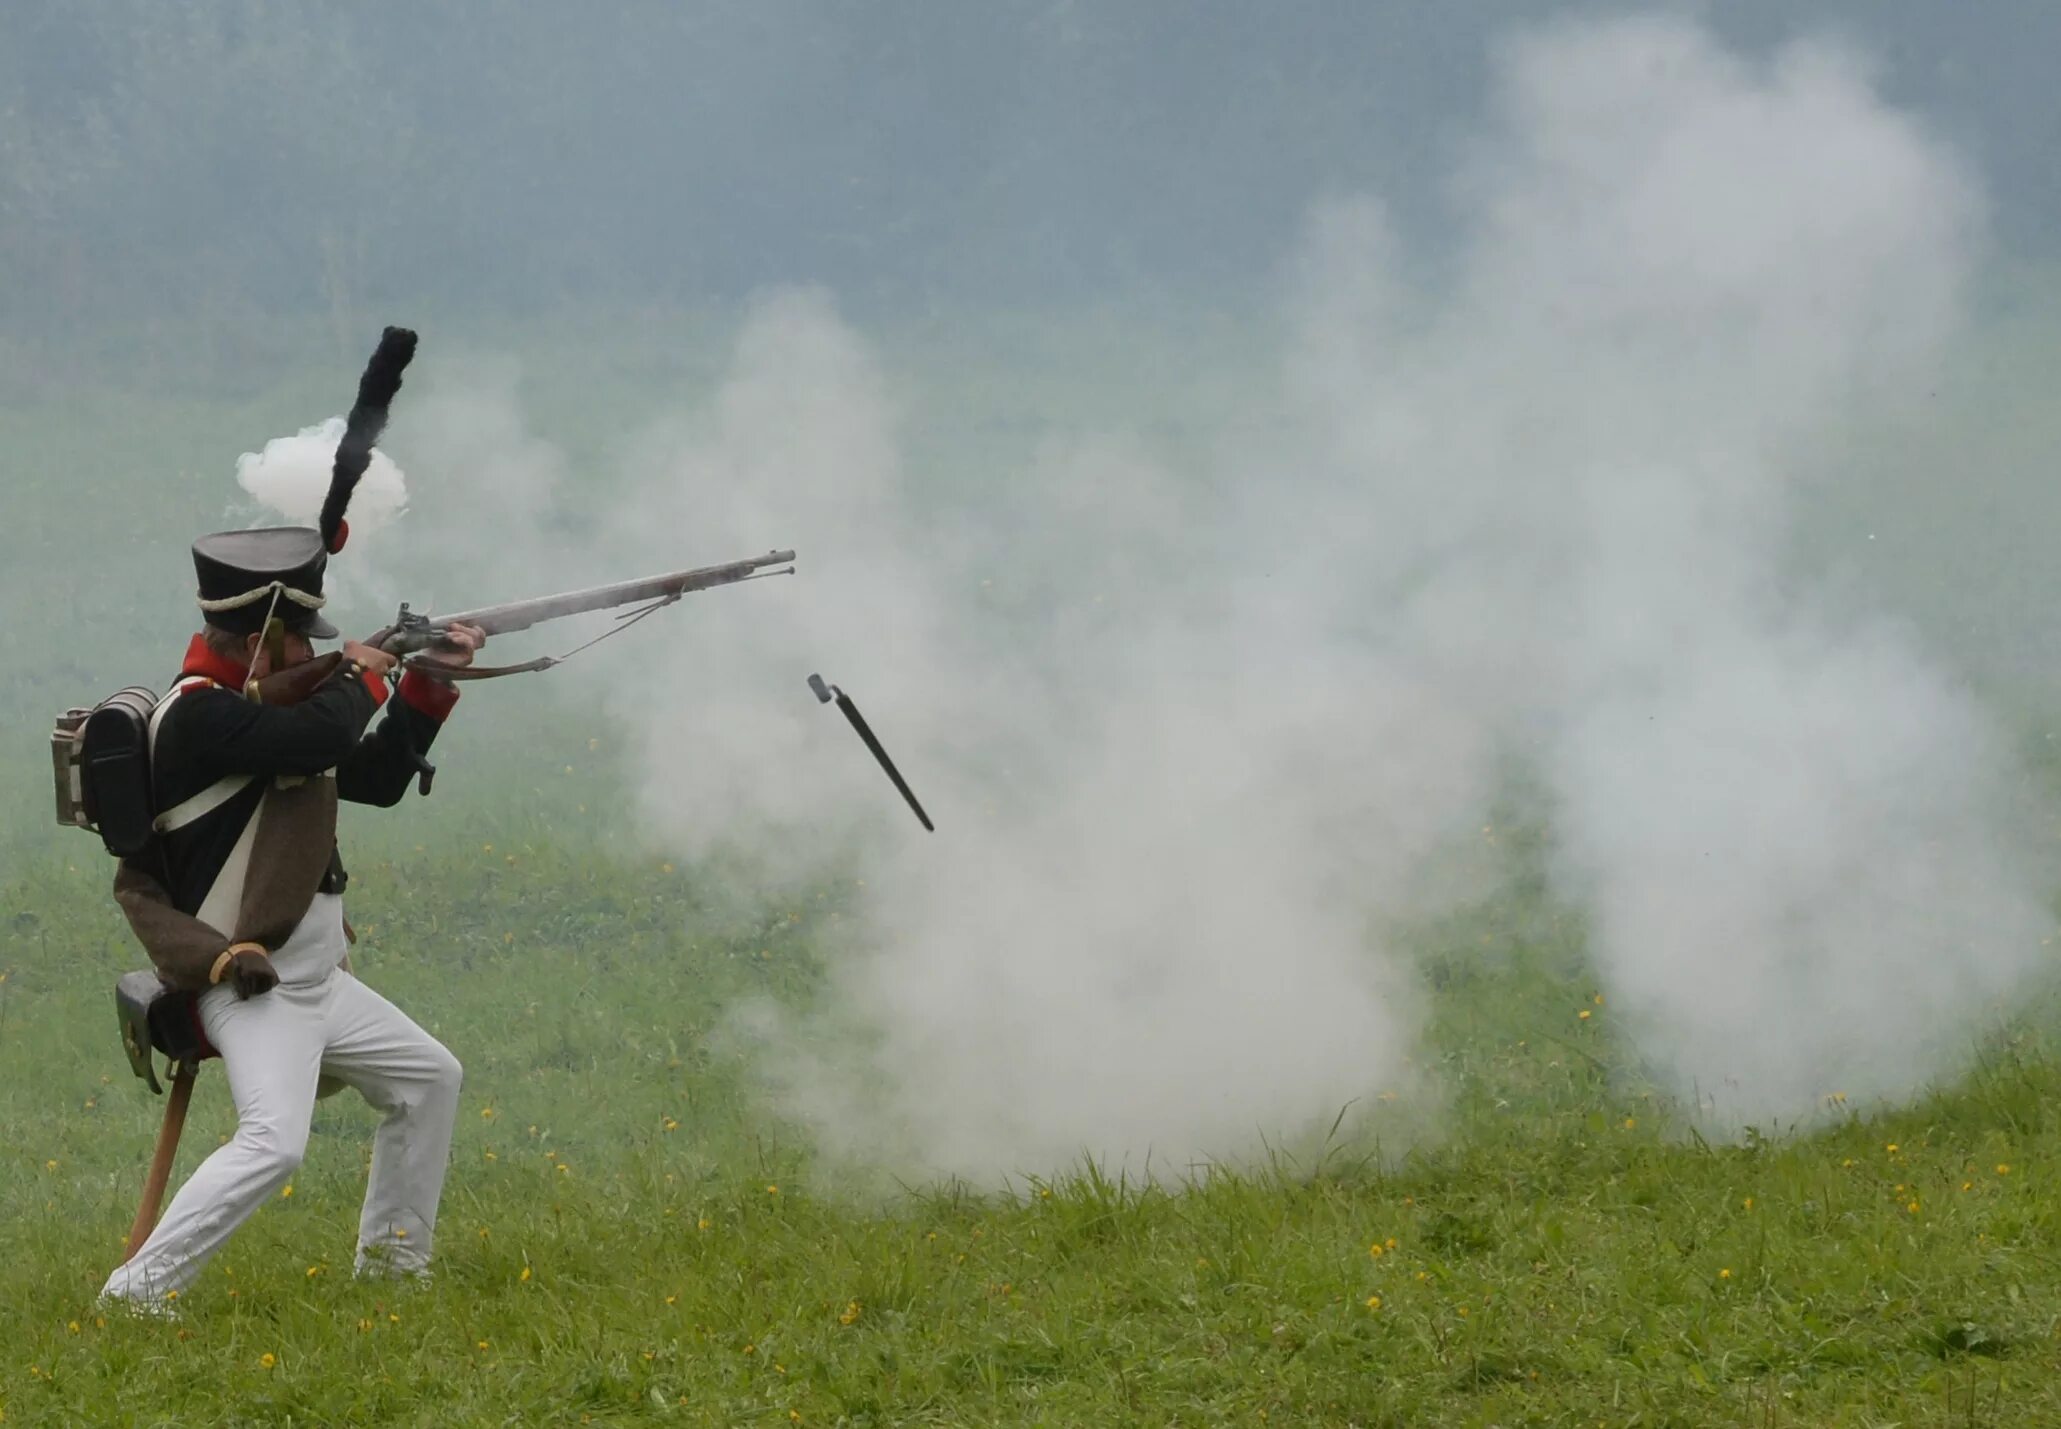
{"left": 53, "top": 686, "right": 163, "bottom": 859}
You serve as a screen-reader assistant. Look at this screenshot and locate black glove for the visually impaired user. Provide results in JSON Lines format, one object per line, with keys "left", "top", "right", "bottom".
{"left": 229, "top": 948, "right": 279, "bottom": 1000}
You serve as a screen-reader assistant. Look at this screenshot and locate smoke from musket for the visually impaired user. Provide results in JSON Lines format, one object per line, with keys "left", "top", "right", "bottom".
{"left": 376, "top": 15, "right": 2049, "bottom": 1184}
{"left": 236, "top": 418, "right": 409, "bottom": 538}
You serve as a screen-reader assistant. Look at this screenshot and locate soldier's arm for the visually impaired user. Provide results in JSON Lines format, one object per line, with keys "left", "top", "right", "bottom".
{"left": 179, "top": 672, "right": 389, "bottom": 779}
{"left": 113, "top": 861, "right": 228, "bottom": 992}
{"left": 335, "top": 672, "right": 459, "bottom": 807}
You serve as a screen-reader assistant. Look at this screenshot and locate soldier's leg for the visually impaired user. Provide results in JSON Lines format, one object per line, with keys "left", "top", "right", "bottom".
{"left": 100, "top": 983, "right": 325, "bottom": 1304}
{"left": 318, "top": 971, "right": 463, "bottom": 1277}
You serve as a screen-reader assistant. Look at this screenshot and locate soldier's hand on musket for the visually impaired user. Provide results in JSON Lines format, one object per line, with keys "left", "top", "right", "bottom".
{"left": 342, "top": 640, "right": 401, "bottom": 677}
{"left": 412, "top": 621, "right": 486, "bottom": 677}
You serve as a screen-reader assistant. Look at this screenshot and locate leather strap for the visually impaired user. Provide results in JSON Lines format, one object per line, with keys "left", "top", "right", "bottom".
{"left": 400, "top": 656, "right": 560, "bottom": 681}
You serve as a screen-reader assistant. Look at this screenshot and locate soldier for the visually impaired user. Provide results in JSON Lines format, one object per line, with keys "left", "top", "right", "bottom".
{"left": 99, "top": 525, "right": 486, "bottom": 1311}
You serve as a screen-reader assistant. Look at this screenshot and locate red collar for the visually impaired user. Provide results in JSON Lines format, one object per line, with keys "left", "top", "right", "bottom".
{"left": 180, "top": 633, "right": 251, "bottom": 689}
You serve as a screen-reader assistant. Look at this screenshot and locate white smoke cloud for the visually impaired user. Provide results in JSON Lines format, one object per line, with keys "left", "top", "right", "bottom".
{"left": 372, "top": 15, "right": 2048, "bottom": 1181}
{"left": 1281, "top": 14, "right": 2039, "bottom": 1122}
{"left": 234, "top": 416, "right": 409, "bottom": 537}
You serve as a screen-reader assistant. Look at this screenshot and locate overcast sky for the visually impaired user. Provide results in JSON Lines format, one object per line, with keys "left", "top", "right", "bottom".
{"left": 3, "top": 1, "right": 2056, "bottom": 342}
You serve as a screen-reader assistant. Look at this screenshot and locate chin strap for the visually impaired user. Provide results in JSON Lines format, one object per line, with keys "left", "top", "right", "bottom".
{"left": 243, "top": 589, "right": 290, "bottom": 702}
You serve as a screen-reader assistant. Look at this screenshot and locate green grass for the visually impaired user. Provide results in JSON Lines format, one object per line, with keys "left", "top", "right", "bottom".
{"left": 8, "top": 794, "right": 2061, "bottom": 1428}
{"left": 11, "top": 323, "right": 2061, "bottom": 1423}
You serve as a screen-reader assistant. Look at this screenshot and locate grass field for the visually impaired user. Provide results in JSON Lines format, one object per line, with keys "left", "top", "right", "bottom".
{"left": 8, "top": 323, "right": 2061, "bottom": 1426}
{"left": 6, "top": 775, "right": 2061, "bottom": 1428}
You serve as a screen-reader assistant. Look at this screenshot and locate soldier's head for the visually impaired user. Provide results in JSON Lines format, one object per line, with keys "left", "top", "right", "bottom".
{"left": 192, "top": 527, "right": 338, "bottom": 674}
{"left": 201, "top": 623, "right": 318, "bottom": 675}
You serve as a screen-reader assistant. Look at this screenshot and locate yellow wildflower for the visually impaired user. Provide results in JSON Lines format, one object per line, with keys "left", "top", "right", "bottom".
{"left": 1369, "top": 1243, "right": 1384, "bottom": 1259}
{"left": 259, "top": 1353, "right": 277, "bottom": 1369}
{"left": 1997, "top": 1164, "right": 2011, "bottom": 1176}
{"left": 840, "top": 1299, "right": 862, "bottom": 1325}
{"left": 477, "top": 1340, "right": 490, "bottom": 1352}
{"left": 520, "top": 1266, "right": 532, "bottom": 1282}
{"left": 481, "top": 1107, "right": 495, "bottom": 1120}
{"left": 66, "top": 1321, "right": 79, "bottom": 1335}
{"left": 766, "top": 1183, "right": 779, "bottom": 1195}
{"left": 1719, "top": 1268, "right": 1732, "bottom": 1280}
{"left": 280, "top": 1184, "right": 294, "bottom": 1198}
{"left": 1885, "top": 1143, "right": 1899, "bottom": 1154}
{"left": 1364, "top": 1295, "right": 1382, "bottom": 1311}
{"left": 305, "top": 1265, "right": 322, "bottom": 1278}
{"left": 1578, "top": 1010, "right": 1591, "bottom": 1021}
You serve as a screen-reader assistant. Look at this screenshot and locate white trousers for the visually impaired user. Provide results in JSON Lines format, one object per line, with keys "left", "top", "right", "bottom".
{"left": 102, "top": 899, "right": 462, "bottom": 1302}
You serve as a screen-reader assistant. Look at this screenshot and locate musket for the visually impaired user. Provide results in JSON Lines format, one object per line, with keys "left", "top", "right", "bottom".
{"left": 368, "top": 549, "right": 797, "bottom": 661}
{"left": 244, "top": 549, "right": 796, "bottom": 714}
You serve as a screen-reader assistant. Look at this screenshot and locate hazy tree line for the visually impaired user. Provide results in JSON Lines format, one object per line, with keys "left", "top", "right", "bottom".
{"left": 2, "top": 0, "right": 2055, "bottom": 388}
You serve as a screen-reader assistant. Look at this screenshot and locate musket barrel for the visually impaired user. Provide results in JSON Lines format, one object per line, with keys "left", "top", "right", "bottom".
{"left": 374, "top": 550, "right": 795, "bottom": 651}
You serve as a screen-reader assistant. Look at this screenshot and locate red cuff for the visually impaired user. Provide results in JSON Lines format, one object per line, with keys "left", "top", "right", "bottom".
{"left": 362, "top": 669, "right": 390, "bottom": 706}
{"left": 397, "top": 669, "right": 461, "bottom": 721}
